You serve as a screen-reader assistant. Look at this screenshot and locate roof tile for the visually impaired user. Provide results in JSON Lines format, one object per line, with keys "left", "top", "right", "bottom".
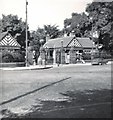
{"left": 43, "top": 36, "right": 93, "bottom": 48}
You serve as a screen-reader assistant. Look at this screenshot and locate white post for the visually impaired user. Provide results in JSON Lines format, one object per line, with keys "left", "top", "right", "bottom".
{"left": 53, "top": 45, "right": 56, "bottom": 65}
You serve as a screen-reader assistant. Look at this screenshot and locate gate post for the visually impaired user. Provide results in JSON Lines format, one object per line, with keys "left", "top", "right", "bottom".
{"left": 69, "top": 46, "right": 76, "bottom": 64}
{"left": 40, "top": 47, "right": 46, "bottom": 66}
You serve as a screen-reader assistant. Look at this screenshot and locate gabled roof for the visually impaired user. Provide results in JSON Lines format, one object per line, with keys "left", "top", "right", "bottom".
{"left": 0, "top": 32, "right": 21, "bottom": 48}
{"left": 44, "top": 36, "right": 74, "bottom": 48}
{"left": 43, "top": 36, "right": 93, "bottom": 49}
{"left": 76, "top": 37, "right": 93, "bottom": 48}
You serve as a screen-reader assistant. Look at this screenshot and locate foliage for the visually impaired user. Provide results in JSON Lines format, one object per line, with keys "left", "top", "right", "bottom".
{"left": 86, "top": 2, "right": 113, "bottom": 53}
{"left": 1, "top": 50, "right": 25, "bottom": 63}
{"left": 82, "top": 52, "right": 91, "bottom": 60}
{"left": 64, "top": 12, "right": 89, "bottom": 37}
{"left": 12, "top": 51, "right": 25, "bottom": 62}
{"left": 29, "top": 25, "right": 61, "bottom": 63}
{"left": 0, "top": 19, "right": 2, "bottom": 33}
{"left": 63, "top": 1, "right": 113, "bottom": 54}
{"left": 29, "top": 30, "right": 42, "bottom": 63}
{"left": 30, "top": 24, "right": 61, "bottom": 49}
{"left": 44, "top": 24, "right": 61, "bottom": 39}
{"left": 0, "top": 14, "right": 30, "bottom": 50}
{"left": 2, "top": 51, "right": 14, "bottom": 63}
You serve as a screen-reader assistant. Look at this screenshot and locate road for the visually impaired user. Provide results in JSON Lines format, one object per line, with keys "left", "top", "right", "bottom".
{"left": 0, "top": 63, "right": 112, "bottom": 118}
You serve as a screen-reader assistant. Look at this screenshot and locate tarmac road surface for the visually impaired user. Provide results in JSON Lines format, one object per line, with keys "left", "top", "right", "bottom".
{"left": 0, "top": 63, "right": 112, "bottom": 118}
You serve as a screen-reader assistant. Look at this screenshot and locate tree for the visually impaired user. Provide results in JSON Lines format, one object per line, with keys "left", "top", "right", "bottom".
{"left": 0, "top": 19, "right": 2, "bottom": 33}
{"left": 86, "top": 1, "right": 113, "bottom": 54}
{"left": 30, "top": 29, "right": 43, "bottom": 63}
{"left": 44, "top": 24, "right": 61, "bottom": 39}
{"left": 0, "top": 14, "right": 30, "bottom": 50}
{"left": 29, "top": 25, "right": 61, "bottom": 64}
{"left": 64, "top": 12, "right": 89, "bottom": 37}
{"left": 30, "top": 24, "right": 61, "bottom": 51}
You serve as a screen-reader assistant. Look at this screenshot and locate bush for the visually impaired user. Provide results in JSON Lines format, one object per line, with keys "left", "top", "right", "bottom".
{"left": 82, "top": 53, "right": 91, "bottom": 60}
{"left": 82, "top": 50, "right": 112, "bottom": 60}
{"left": 1, "top": 50, "right": 25, "bottom": 63}
{"left": 12, "top": 52, "right": 25, "bottom": 62}
{"left": 0, "top": 52, "right": 2, "bottom": 63}
{"left": 100, "top": 51, "right": 112, "bottom": 59}
{"left": 2, "top": 53, "right": 14, "bottom": 62}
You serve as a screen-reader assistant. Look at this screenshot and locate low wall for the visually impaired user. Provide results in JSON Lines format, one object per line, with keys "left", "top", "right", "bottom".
{"left": 0, "top": 62, "right": 25, "bottom": 68}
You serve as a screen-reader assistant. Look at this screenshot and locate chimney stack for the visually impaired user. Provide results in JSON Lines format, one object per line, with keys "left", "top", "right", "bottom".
{"left": 46, "top": 34, "right": 50, "bottom": 42}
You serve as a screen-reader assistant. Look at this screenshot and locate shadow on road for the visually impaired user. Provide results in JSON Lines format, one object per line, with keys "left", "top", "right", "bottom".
{"left": 0, "top": 77, "right": 71, "bottom": 106}
{"left": 24, "top": 89, "right": 112, "bottom": 118}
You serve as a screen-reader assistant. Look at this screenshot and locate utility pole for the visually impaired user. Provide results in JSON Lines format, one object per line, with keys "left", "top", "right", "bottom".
{"left": 25, "top": 0, "right": 28, "bottom": 66}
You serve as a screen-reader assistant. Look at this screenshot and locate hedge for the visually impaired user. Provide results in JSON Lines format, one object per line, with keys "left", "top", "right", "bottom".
{"left": 0, "top": 50, "right": 25, "bottom": 63}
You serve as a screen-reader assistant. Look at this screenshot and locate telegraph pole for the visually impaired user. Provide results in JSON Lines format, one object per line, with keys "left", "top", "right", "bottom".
{"left": 25, "top": 0, "right": 28, "bottom": 66}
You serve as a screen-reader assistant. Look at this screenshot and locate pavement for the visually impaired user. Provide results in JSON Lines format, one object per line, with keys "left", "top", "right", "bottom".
{"left": 0, "top": 61, "right": 112, "bottom": 71}
{"left": 0, "top": 65, "right": 53, "bottom": 71}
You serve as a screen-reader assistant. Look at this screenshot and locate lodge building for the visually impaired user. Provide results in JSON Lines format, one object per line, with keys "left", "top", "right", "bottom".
{"left": 38, "top": 35, "right": 96, "bottom": 65}
{"left": 0, "top": 32, "right": 21, "bottom": 63}
{"left": 0, "top": 32, "right": 21, "bottom": 51}
{"left": 0, "top": 32, "right": 96, "bottom": 65}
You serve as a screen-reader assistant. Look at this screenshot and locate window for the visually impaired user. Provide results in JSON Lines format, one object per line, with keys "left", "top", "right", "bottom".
{"left": 50, "top": 50, "right": 53, "bottom": 57}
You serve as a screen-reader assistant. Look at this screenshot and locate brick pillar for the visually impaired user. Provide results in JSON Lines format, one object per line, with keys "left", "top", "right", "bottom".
{"left": 60, "top": 47, "right": 65, "bottom": 64}
{"left": 27, "top": 46, "right": 33, "bottom": 65}
{"left": 56, "top": 50, "right": 60, "bottom": 65}
{"left": 53, "top": 48, "right": 56, "bottom": 64}
{"left": 28, "top": 51, "right": 33, "bottom": 65}
{"left": 46, "top": 49, "right": 51, "bottom": 64}
{"left": 69, "top": 47, "right": 76, "bottom": 64}
{"left": 40, "top": 47, "right": 46, "bottom": 66}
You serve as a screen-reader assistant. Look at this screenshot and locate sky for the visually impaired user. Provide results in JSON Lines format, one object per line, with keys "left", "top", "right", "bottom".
{"left": 0, "top": 0, "right": 93, "bottom": 31}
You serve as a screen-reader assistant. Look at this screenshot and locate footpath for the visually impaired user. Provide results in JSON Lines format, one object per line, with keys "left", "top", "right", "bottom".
{"left": 0, "top": 61, "right": 112, "bottom": 71}
{"left": 0, "top": 65, "right": 53, "bottom": 71}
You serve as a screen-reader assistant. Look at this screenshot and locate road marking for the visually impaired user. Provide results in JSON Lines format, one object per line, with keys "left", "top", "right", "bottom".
{"left": 0, "top": 77, "right": 71, "bottom": 106}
